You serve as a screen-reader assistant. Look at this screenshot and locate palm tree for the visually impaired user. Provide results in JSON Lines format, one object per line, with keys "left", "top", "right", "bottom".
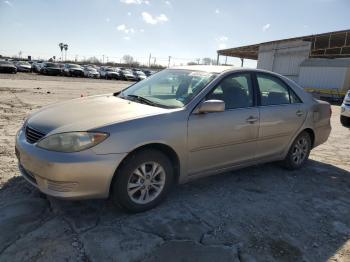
{"left": 59, "top": 43, "right": 64, "bottom": 61}
{"left": 63, "top": 44, "right": 68, "bottom": 61}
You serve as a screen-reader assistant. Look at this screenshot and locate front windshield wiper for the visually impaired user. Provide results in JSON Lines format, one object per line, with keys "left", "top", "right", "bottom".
{"left": 125, "top": 94, "right": 177, "bottom": 109}
{"left": 125, "top": 94, "right": 160, "bottom": 107}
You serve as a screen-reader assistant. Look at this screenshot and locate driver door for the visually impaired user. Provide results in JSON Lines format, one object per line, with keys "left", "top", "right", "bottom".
{"left": 187, "top": 72, "right": 259, "bottom": 176}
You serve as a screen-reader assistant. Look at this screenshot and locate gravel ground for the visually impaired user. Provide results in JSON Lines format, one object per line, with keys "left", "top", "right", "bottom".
{"left": 0, "top": 73, "right": 349, "bottom": 262}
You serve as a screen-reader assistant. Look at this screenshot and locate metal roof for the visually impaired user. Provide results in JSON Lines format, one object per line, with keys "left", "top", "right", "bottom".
{"left": 218, "top": 29, "right": 350, "bottom": 60}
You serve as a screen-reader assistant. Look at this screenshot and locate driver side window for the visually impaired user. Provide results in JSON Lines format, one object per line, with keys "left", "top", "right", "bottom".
{"left": 207, "top": 73, "right": 253, "bottom": 110}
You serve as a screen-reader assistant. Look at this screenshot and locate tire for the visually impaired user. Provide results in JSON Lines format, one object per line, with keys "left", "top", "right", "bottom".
{"left": 282, "top": 131, "right": 311, "bottom": 170}
{"left": 340, "top": 115, "right": 350, "bottom": 127}
{"left": 111, "top": 149, "right": 174, "bottom": 213}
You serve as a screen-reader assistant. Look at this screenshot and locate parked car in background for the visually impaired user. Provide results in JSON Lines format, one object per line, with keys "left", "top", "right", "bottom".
{"left": 142, "top": 69, "right": 154, "bottom": 77}
{"left": 0, "top": 60, "right": 17, "bottom": 74}
{"left": 15, "top": 66, "right": 332, "bottom": 212}
{"left": 32, "top": 61, "right": 43, "bottom": 73}
{"left": 133, "top": 70, "right": 147, "bottom": 81}
{"left": 15, "top": 61, "right": 32, "bottom": 72}
{"left": 341, "top": 90, "right": 350, "bottom": 127}
{"left": 63, "top": 64, "right": 84, "bottom": 77}
{"left": 40, "top": 62, "right": 62, "bottom": 76}
{"left": 120, "top": 69, "right": 138, "bottom": 81}
{"left": 84, "top": 67, "right": 100, "bottom": 78}
{"left": 99, "top": 67, "right": 120, "bottom": 80}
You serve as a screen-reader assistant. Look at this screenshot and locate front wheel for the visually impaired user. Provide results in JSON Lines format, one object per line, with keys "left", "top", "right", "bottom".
{"left": 111, "top": 150, "right": 174, "bottom": 212}
{"left": 282, "top": 131, "right": 311, "bottom": 170}
{"left": 341, "top": 115, "right": 350, "bottom": 127}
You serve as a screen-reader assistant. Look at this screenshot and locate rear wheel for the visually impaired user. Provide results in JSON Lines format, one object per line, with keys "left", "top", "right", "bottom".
{"left": 111, "top": 149, "right": 174, "bottom": 212}
{"left": 282, "top": 131, "right": 311, "bottom": 170}
{"left": 340, "top": 115, "right": 350, "bottom": 127}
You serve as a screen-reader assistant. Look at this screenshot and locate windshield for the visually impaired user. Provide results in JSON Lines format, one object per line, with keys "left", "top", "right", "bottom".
{"left": 120, "top": 69, "right": 217, "bottom": 108}
{"left": 0, "top": 61, "right": 11, "bottom": 65}
{"left": 18, "top": 62, "right": 30, "bottom": 65}
{"left": 68, "top": 64, "right": 81, "bottom": 68}
{"left": 45, "top": 63, "right": 57, "bottom": 67}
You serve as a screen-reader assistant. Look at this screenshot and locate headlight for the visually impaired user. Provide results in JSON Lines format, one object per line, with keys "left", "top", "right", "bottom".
{"left": 37, "top": 132, "right": 108, "bottom": 153}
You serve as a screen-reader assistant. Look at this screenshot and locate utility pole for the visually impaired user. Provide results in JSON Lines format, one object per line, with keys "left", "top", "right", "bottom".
{"left": 102, "top": 55, "right": 105, "bottom": 64}
{"left": 148, "top": 53, "right": 152, "bottom": 67}
{"left": 153, "top": 57, "right": 156, "bottom": 65}
{"left": 168, "top": 56, "right": 171, "bottom": 68}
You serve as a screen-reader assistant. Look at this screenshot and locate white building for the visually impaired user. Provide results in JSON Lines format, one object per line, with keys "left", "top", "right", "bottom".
{"left": 217, "top": 29, "right": 350, "bottom": 98}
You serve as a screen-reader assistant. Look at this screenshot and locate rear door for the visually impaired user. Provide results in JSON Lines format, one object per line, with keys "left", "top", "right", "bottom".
{"left": 255, "top": 73, "right": 306, "bottom": 159}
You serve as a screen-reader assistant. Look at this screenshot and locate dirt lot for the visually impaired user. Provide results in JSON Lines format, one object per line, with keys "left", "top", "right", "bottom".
{"left": 0, "top": 73, "right": 349, "bottom": 262}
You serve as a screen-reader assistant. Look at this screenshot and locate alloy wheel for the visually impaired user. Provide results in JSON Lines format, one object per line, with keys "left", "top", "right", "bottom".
{"left": 127, "top": 162, "right": 166, "bottom": 204}
{"left": 292, "top": 137, "right": 309, "bottom": 165}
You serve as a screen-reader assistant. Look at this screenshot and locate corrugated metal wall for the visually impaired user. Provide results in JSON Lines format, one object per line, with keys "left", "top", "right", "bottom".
{"left": 298, "top": 66, "right": 348, "bottom": 90}
{"left": 256, "top": 39, "right": 350, "bottom": 94}
{"left": 257, "top": 40, "right": 310, "bottom": 82}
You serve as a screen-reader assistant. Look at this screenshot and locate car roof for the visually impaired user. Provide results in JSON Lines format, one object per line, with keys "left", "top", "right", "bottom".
{"left": 171, "top": 65, "right": 238, "bottom": 73}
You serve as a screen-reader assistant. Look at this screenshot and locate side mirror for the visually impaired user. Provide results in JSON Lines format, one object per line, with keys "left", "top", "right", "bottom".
{"left": 196, "top": 100, "right": 225, "bottom": 114}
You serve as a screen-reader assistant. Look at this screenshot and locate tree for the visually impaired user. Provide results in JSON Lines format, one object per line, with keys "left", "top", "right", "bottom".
{"left": 202, "top": 57, "right": 212, "bottom": 65}
{"left": 85, "top": 56, "right": 101, "bottom": 64}
{"left": 187, "top": 61, "right": 197, "bottom": 65}
{"left": 123, "top": 54, "right": 134, "bottom": 65}
{"left": 59, "top": 43, "right": 64, "bottom": 61}
{"left": 63, "top": 44, "right": 68, "bottom": 61}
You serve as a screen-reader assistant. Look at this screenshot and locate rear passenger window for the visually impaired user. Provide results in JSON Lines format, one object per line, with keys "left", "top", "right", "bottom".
{"left": 257, "top": 74, "right": 301, "bottom": 106}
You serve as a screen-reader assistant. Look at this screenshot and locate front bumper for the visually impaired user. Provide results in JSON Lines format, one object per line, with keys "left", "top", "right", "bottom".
{"left": 70, "top": 70, "right": 84, "bottom": 77}
{"left": 15, "top": 128, "right": 127, "bottom": 199}
{"left": 341, "top": 104, "right": 350, "bottom": 117}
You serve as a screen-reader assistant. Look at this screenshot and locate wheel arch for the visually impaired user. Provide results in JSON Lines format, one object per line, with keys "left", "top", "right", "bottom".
{"left": 303, "top": 128, "right": 315, "bottom": 148}
{"left": 109, "top": 143, "right": 181, "bottom": 196}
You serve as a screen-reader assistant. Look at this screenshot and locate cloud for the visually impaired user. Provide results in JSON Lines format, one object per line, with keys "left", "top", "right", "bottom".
{"left": 215, "top": 9, "right": 220, "bottom": 14}
{"left": 218, "top": 36, "right": 228, "bottom": 42}
{"left": 127, "top": 12, "right": 132, "bottom": 16}
{"left": 117, "top": 24, "right": 135, "bottom": 34}
{"left": 165, "top": 0, "right": 171, "bottom": 6}
{"left": 123, "top": 36, "right": 131, "bottom": 40}
{"left": 142, "top": 12, "right": 168, "bottom": 25}
{"left": 3, "top": 0, "right": 13, "bottom": 7}
{"left": 139, "top": 29, "right": 145, "bottom": 33}
{"left": 120, "top": 0, "right": 149, "bottom": 5}
{"left": 105, "top": 17, "right": 110, "bottom": 23}
{"left": 216, "top": 35, "right": 228, "bottom": 49}
{"left": 262, "top": 23, "right": 270, "bottom": 32}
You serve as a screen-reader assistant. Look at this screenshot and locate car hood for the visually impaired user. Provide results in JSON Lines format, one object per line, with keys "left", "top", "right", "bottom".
{"left": 27, "top": 95, "right": 168, "bottom": 134}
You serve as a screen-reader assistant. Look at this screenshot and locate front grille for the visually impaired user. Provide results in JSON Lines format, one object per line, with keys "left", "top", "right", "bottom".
{"left": 47, "top": 180, "right": 78, "bottom": 192}
{"left": 25, "top": 126, "right": 46, "bottom": 144}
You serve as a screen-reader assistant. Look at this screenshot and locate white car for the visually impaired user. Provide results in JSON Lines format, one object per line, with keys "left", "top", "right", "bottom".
{"left": 341, "top": 90, "right": 350, "bottom": 127}
{"left": 84, "top": 67, "right": 100, "bottom": 78}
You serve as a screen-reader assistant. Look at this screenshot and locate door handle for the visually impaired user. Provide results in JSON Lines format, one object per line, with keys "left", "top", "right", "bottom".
{"left": 246, "top": 116, "right": 258, "bottom": 124}
{"left": 296, "top": 110, "right": 304, "bottom": 117}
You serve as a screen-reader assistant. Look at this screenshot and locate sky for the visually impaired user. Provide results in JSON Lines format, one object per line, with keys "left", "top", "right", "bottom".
{"left": 0, "top": 0, "right": 349, "bottom": 67}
